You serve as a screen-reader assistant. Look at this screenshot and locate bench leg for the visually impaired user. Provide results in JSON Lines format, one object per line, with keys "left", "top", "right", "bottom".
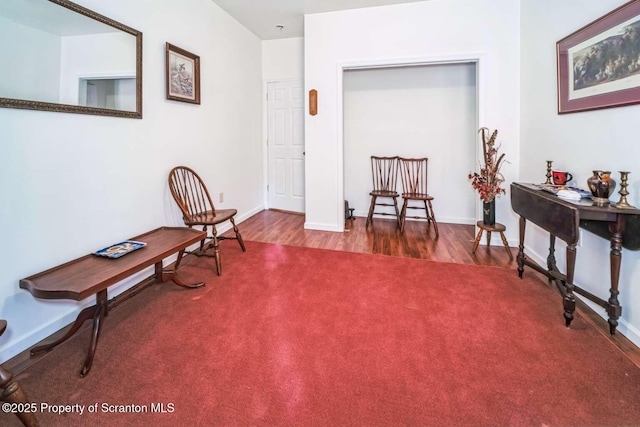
{"left": 31, "top": 301, "right": 101, "bottom": 355}
{"left": 30, "top": 290, "right": 108, "bottom": 378}
{"left": 80, "top": 290, "right": 108, "bottom": 378}
{"left": 155, "top": 261, "right": 205, "bottom": 289}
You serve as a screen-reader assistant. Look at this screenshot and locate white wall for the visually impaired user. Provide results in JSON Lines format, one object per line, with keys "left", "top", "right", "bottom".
{"left": 521, "top": 0, "right": 640, "bottom": 345}
{"left": 343, "top": 64, "right": 477, "bottom": 223}
{"left": 0, "top": 0, "right": 264, "bottom": 361}
{"left": 304, "top": 0, "right": 521, "bottom": 232}
{"left": 262, "top": 37, "right": 304, "bottom": 81}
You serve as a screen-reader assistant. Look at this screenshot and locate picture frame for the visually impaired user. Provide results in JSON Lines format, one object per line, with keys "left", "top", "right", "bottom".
{"left": 556, "top": 0, "right": 640, "bottom": 114}
{"left": 166, "top": 42, "right": 200, "bottom": 104}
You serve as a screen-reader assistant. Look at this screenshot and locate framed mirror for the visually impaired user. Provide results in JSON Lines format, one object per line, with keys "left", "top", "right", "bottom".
{"left": 0, "top": 0, "right": 142, "bottom": 118}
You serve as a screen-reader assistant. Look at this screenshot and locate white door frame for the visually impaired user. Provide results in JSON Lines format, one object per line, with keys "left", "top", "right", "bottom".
{"left": 335, "top": 53, "right": 487, "bottom": 231}
{"left": 262, "top": 78, "right": 304, "bottom": 210}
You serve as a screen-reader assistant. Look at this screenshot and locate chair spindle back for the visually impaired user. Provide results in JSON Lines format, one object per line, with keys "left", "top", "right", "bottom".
{"left": 371, "top": 156, "right": 399, "bottom": 193}
{"left": 168, "top": 166, "right": 216, "bottom": 222}
{"left": 398, "top": 157, "right": 429, "bottom": 197}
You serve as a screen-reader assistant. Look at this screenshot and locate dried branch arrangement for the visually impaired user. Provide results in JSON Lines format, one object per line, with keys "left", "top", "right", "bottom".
{"left": 468, "top": 127, "right": 506, "bottom": 202}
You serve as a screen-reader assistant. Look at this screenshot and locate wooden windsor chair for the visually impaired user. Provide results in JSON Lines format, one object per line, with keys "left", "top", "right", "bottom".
{"left": 366, "top": 156, "right": 401, "bottom": 228}
{"left": 168, "top": 166, "right": 246, "bottom": 276}
{"left": 397, "top": 157, "right": 439, "bottom": 237}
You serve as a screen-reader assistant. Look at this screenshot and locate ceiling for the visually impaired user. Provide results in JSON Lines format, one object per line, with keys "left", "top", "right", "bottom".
{"left": 210, "top": 0, "right": 426, "bottom": 40}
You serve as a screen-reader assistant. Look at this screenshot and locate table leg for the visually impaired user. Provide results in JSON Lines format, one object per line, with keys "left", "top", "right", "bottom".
{"left": 607, "top": 217, "right": 625, "bottom": 335}
{"left": 517, "top": 217, "right": 526, "bottom": 278}
{"left": 154, "top": 261, "right": 205, "bottom": 289}
{"left": 547, "top": 235, "right": 557, "bottom": 286}
{"left": 563, "top": 244, "right": 577, "bottom": 328}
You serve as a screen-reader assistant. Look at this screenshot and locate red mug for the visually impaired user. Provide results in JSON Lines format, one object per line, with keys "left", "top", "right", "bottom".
{"left": 552, "top": 171, "right": 573, "bottom": 185}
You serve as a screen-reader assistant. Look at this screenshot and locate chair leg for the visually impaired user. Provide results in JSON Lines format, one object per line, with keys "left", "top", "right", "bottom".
{"left": 392, "top": 197, "right": 401, "bottom": 229}
{"left": 399, "top": 199, "right": 408, "bottom": 233}
{"left": 211, "top": 227, "right": 222, "bottom": 276}
{"left": 366, "top": 195, "right": 377, "bottom": 228}
{"left": 200, "top": 226, "right": 207, "bottom": 252}
{"left": 0, "top": 365, "right": 39, "bottom": 427}
{"left": 423, "top": 201, "right": 431, "bottom": 224}
{"left": 174, "top": 249, "right": 185, "bottom": 270}
{"left": 230, "top": 217, "right": 246, "bottom": 252}
{"left": 427, "top": 200, "right": 439, "bottom": 238}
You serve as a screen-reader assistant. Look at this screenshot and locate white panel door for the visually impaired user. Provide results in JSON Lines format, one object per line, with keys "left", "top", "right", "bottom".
{"left": 267, "top": 80, "right": 305, "bottom": 212}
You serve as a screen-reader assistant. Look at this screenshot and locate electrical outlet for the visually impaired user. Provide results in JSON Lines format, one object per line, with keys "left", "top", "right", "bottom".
{"left": 219, "top": 192, "right": 224, "bottom": 203}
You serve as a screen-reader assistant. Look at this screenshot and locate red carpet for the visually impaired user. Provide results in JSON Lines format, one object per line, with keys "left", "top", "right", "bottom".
{"left": 5, "top": 241, "right": 640, "bottom": 426}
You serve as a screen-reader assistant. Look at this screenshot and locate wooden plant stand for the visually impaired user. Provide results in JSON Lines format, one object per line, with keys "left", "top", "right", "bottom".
{"left": 472, "top": 221, "right": 513, "bottom": 260}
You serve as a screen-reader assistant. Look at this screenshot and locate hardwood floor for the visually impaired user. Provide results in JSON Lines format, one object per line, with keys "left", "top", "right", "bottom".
{"left": 226, "top": 209, "right": 640, "bottom": 367}
{"left": 231, "top": 210, "right": 515, "bottom": 267}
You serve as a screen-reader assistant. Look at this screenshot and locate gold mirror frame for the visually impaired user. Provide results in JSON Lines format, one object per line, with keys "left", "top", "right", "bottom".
{"left": 0, "top": 0, "right": 143, "bottom": 119}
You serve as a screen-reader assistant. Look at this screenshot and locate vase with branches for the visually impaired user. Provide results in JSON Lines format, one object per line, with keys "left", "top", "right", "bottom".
{"left": 468, "top": 127, "right": 506, "bottom": 225}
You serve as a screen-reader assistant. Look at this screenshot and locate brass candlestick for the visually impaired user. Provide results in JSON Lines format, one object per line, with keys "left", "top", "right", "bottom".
{"left": 544, "top": 160, "right": 553, "bottom": 184}
{"left": 614, "top": 171, "right": 635, "bottom": 209}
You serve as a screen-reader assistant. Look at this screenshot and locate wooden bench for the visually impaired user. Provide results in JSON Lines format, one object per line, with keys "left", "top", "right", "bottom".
{"left": 19, "top": 227, "right": 207, "bottom": 377}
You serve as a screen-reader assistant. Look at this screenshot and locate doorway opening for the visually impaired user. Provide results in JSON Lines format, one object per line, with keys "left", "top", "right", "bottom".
{"left": 337, "top": 55, "right": 485, "bottom": 231}
{"left": 78, "top": 76, "right": 136, "bottom": 111}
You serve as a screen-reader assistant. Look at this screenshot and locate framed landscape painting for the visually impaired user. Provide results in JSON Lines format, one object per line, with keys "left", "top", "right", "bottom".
{"left": 557, "top": 0, "right": 640, "bottom": 113}
{"left": 166, "top": 43, "right": 201, "bottom": 104}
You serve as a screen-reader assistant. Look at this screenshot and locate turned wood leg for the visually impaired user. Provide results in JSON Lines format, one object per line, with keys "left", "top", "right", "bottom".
{"left": 517, "top": 217, "right": 526, "bottom": 278}
{"left": 563, "top": 244, "right": 577, "bottom": 328}
{"left": 486, "top": 231, "right": 492, "bottom": 248}
{"left": 366, "top": 196, "right": 377, "bottom": 228}
{"left": 154, "top": 262, "right": 205, "bottom": 289}
{"left": 392, "top": 197, "right": 401, "bottom": 229}
{"left": 547, "top": 235, "right": 557, "bottom": 285}
{"left": 399, "top": 200, "right": 408, "bottom": 233}
{"left": 211, "top": 226, "right": 221, "bottom": 276}
{"left": 472, "top": 228, "right": 483, "bottom": 253}
{"left": 1, "top": 321, "right": 39, "bottom": 426}
{"left": 80, "top": 289, "right": 108, "bottom": 378}
{"left": 0, "top": 365, "right": 39, "bottom": 427}
{"left": 230, "top": 217, "right": 246, "bottom": 252}
{"left": 423, "top": 201, "right": 431, "bottom": 224}
{"left": 607, "top": 217, "right": 625, "bottom": 335}
{"left": 500, "top": 232, "right": 513, "bottom": 260}
{"left": 427, "top": 200, "right": 439, "bottom": 238}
